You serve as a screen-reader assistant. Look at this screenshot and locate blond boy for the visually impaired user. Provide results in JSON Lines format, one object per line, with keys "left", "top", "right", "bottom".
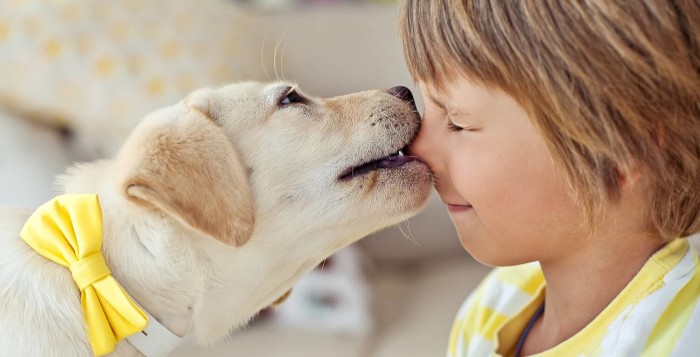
{"left": 399, "top": 1, "right": 700, "bottom": 356}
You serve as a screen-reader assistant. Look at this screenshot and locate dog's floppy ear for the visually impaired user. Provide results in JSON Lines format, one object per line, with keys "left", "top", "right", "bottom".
{"left": 271, "top": 289, "right": 293, "bottom": 307}
{"left": 118, "top": 96, "right": 254, "bottom": 246}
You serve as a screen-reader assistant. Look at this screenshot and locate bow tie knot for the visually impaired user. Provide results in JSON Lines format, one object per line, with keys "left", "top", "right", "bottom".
{"left": 70, "top": 253, "right": 112, "bottom": 291}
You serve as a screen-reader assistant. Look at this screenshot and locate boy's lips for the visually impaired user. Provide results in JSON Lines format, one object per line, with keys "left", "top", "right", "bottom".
{"left": 447, "top": 204, "right": 472, "bottom": 213}
{"left": 436, "top": 192, "right": 472, "bottom": 212}
{"left": 437, "top": 193, "right": 472, "bottom": 213}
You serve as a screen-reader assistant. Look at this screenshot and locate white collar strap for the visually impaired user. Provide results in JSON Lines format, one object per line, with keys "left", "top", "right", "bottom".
{"left": 126, "top": 308, "right": 182, "bottom": 357}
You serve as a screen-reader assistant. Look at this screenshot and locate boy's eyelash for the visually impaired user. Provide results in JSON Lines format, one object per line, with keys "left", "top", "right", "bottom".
{"left": 447, "top": 119, "right": 464, "bottom": 131}
{"left": 448, "top": 121, "right": 464, "bottom": 132}
{"left": 443, "top": 110, "right": 473, "bottom": 132}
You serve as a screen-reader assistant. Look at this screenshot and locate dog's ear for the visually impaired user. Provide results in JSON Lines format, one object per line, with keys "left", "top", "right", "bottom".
{"left": 271, "top": 289, "right": 293, "bottom": 307}
{"left": 183, "top": 88, "right": 214, "bottom": 118}
{"left": 118, "top": 98, "right": 254, "bottom": 247}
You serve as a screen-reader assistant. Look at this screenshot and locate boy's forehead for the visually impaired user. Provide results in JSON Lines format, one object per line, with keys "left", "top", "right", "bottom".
{"left": 419, "top": 78, "right": 497, "bottom": 113}
{"left": 419, "top": 83, "right": 449, "bottom": 110}
{"left": 416, "top": 73, "right": 455, "bottom": 97}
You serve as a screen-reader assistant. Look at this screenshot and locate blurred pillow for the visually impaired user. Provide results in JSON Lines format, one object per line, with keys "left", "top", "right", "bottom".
{"left": 258, "top": 246, "right": 373, "bottom": 335}
{"left": 0, "top": 0, "right": 263, "bottom": 157}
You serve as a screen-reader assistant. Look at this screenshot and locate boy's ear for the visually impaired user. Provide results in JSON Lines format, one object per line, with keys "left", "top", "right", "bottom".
{"left": 118, "top": 100, "right": 254, "bottom": 247}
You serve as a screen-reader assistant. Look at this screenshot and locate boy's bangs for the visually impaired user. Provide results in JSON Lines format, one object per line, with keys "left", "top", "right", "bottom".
{"left": 399, "top": 0, "right": 504, "bottom": 93}
{"left": 400, "top": 0, "right": 700, "bottom": 240}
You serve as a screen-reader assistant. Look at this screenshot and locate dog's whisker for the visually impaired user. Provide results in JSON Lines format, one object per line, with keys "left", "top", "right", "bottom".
{"left": 396, "top": 222, "right": 410, "bottom": 244}
{"left": 260, "top": 29, "right": 272, "bottom": 82}
{"left": 375, "top": 108, "right": 393, "bottom": 123}
{"left": 280, "top": 26, "right": 290, "bottom": 82}
{"left": 273, "top": 27, "right": 288, "bottom": 82}
{"left": 375, "top": 108, "right": 405, "bottom": 139}
{"left": 397, "top": 220, "right": 421, "bottom": 247}
{"left": 396, "top": 220, "right": 407, "bottom": 237}
{"left": 280, "top": 40, "right": 288, "bottom": 82}
{"left": 404, "top": 219, "right": 421, "bottom": 248}
{"left": 273, "top": 39, "right": 279, "bottom": 82}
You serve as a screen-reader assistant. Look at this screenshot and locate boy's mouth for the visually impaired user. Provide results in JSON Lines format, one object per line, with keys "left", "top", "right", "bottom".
{"left": 447, "top": 204, "right": 472, "bottom": 214}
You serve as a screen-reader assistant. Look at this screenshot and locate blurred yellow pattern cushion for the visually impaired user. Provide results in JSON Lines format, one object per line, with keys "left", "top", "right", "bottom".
{"left": 0, "top": 0, "right": 262, "bottom": 156}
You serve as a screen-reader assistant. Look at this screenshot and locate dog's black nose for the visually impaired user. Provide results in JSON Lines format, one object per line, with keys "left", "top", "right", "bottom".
{"left": 387, "top": 86, "right": 414, "bottom": 103}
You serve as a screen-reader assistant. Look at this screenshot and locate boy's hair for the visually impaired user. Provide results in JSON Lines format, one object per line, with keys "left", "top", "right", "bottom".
{"left": 400, "top": 0, "right": 700, "bottom": 240}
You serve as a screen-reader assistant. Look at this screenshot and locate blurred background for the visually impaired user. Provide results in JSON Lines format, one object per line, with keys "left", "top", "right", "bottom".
{"left": 2, "top": 2, "right": 699, "bottom": 356}
{"left": 0, "top": 0, "right": 489, "bottom": 356}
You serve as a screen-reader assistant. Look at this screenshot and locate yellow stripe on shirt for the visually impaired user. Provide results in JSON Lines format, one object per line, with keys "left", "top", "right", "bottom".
{"left": 446, "top": 238, "right": 699, "bottom": 357}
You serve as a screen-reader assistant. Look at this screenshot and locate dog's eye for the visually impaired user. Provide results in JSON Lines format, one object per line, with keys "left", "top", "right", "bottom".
{"left": 280, "top": 90, "right": 305, "bottom": 106}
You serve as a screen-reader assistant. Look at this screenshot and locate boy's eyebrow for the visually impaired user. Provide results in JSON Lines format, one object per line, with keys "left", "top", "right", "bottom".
{"left": 427, "top": 93, "right": 469, "bottom": 116}
{"left": 427, "top": 93, "right": 448, "bottom": 111}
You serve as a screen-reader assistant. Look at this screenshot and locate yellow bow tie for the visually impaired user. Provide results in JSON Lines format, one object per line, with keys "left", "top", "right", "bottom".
{"left": 20, "top": 194, "right": 148, "bottom": 356}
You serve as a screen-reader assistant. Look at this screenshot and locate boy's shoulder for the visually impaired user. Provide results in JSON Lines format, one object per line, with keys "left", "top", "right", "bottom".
{"left": 470, "top": 237, "right": 699, "bottom": 314}
{"left": 487, "top": 262, "right": 544, "bottom": 292}
{"left": 472, "top": 262, "right": 544, "bottom": 309}
{"left": 454, "top": 263, "right": 544, "bottom": 333}
{"left": 449, "top": 263, "right": 545, "bottom": 356}
{"left": 450, "top": 240, "right": 700, "bottom": 357}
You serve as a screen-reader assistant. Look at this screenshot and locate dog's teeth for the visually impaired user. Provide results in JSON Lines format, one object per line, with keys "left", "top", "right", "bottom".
{"left": 398, "top": 150, "right": 405, "bottom": 156}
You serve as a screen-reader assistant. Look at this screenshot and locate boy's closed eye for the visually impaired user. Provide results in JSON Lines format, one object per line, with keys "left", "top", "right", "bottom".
{"left": 425, "top": 92, "right": 480, "bottom": 133}
{"left": 447, "top": 120, "right": 466, "bottom": 132}
{"left": 446, "top": 114, "right": 480, "bottom": 132}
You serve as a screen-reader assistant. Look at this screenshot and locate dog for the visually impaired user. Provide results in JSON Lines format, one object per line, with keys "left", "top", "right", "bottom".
{"left": 0, "top": 82, "right": 432, "bottom": 356}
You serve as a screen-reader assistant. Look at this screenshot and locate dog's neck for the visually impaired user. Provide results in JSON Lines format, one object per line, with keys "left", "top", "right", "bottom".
{"left": 60, "top": 160, "right": 335, "bottom": 348}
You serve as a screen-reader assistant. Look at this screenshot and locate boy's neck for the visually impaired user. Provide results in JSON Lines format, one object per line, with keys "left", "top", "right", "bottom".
{"left": 524, "top": 227, "right": 664, "bottom": 355}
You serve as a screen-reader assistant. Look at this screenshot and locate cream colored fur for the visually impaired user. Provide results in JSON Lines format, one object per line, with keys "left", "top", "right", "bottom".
{"left": 0, "top": 82, "right": 431, "bottom": 356}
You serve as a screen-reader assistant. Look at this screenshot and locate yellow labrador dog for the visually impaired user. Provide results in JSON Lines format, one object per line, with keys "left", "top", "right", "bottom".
{"left": 0, "top": 82, "right": 432, "bottom": 356}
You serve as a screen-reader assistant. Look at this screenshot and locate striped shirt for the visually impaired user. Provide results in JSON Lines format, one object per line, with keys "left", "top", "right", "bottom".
{"left": 447, "top": 238, "right": 700, "bottom": 357}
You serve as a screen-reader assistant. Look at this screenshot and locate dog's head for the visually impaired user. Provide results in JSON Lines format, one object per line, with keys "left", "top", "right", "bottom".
{"left": 116, "top": 81, "right": 432, "bottom": 253}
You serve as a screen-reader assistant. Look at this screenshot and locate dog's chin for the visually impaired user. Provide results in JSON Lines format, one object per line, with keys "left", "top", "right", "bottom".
{"left": 346, "top": 158, "right": 433, "bottom": 211}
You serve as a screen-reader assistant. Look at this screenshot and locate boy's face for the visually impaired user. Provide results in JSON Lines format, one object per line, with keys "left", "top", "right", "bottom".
{"left": 410, "top": 78, "right": 585, "bottom": 266}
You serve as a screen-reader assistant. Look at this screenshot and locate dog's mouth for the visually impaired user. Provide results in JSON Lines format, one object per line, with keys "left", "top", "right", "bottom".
{"left": 338, "top": 144, "right": 420, "bottom": 181}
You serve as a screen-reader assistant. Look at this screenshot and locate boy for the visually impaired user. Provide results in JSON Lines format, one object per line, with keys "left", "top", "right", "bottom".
{"left": 399, "top": 1, "right": 700, "bottom": 356}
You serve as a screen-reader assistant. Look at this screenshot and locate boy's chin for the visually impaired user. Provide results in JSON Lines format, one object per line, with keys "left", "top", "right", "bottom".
{"left": 457, "top": 231, "right": 537, "bottom": 267}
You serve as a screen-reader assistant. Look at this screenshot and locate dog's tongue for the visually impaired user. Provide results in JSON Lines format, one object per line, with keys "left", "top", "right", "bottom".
{"left": 340, "top": 154, "right": 417, "bottom": 181}
{"left": 379, "top": 155, "right": 414, "bottom": 168}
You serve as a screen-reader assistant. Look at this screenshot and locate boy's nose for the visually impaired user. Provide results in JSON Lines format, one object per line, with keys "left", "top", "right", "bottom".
{"left": 406, "top": 117, "right": 427, "bottom": 156}
{"left": 406, "top": 111, "right": 442, "bottom": 176}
